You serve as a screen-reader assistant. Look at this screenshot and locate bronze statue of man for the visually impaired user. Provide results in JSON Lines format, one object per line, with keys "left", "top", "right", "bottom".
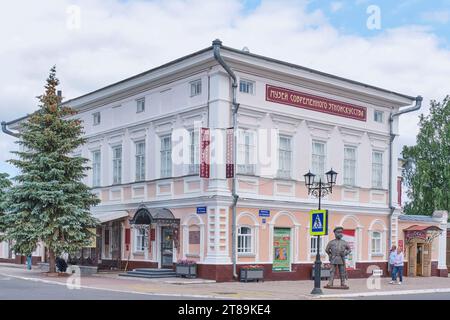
{"left": 325, "top": 226, "right": 351, "bottom": 288}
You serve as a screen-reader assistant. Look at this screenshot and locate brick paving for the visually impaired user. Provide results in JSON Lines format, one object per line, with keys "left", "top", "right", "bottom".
{"left": 1, "top": 263, "right": 450, "bottom": 300}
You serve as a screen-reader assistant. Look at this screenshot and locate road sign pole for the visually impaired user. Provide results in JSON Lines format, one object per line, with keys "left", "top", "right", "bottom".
{"left": 311, "top": 180, "right": 323, "bottom": 295}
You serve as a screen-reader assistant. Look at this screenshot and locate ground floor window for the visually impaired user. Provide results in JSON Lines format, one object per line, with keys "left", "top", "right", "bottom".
{"left": 310, "top": 236, "right": 326, "bottom": 255}
{"left": 342, "top": 229, "right": 356, "bottom": 268}
{"left": 371, "top": 231, "right": 382, "bottom": 255}
{"left": 134, "top": 227, "right": 149, "bottom": 252}
{"left": 237, "top": 226, "right": 253, "bottom": 254}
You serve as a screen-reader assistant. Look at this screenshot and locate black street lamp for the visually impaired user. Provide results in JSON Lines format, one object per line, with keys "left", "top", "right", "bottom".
{"left": 303, "top": 168, "right": 338, "bottom": 295}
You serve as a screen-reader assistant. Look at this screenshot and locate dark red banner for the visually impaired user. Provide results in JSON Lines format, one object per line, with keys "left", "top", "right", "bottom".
{"left": 200, "top": 128, "right": 210, "bottom": 178}
{"left": 150, "top": 228, "right": 156, "bottom": 242}
{"left": 266, "top": 85, "right": 367, "bottom": 121}
{"left": 226, "top": 128, "right": 234, "bottom": 178}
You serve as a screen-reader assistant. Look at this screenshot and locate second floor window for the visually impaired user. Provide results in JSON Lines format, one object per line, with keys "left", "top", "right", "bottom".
{"left": 372, "top": 151, "right": 383, "bottom": 188}
{"left": 237, "top": 129, "right": 256, "bottom": 175}
{"left": 190, "top": 79, "right": 202, "bottom": 96}
{"left": 160, "top": 135, "right": 172, "bottom": 178}
{"left": 112, "top": 146, "right": 122, "bottom": 185}
{"left": 92, "top": 150, "right": 101, "bottom": 187}
{"left": 312, "top": 141, "right": 326, "bottom": 181}
{"left": 374, "top": 110, "right": 384, "bottom": 123}
{"left": 137, "top": 98, "right": 145, "bottom": 113}
{"left": 93, "top": 112, "right": 101, "bottom": 126}
{"left": 189, "top": 130, "right": 199, "bottom": 174}
{"left": 344, "top": 146, "right": 357, "bottom": 186}
{"left": 278, "top": 135, "right": 292, "bottom": 179}
{"left": 135, "top": 141, "right": 146, "bottom": 182}
{"left": 239, "top": 79, "right": 254, "bottom": 94}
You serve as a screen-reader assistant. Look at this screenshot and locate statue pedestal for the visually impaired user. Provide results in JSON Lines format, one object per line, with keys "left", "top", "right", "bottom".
{"left": 324, "top": 285, "right": 349, "bottom": 290}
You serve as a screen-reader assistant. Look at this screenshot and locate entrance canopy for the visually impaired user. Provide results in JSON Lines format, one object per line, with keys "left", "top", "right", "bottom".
{"left": 404, "top": 225, "right": 442, "bottom": 243}
{"left": 130, "top": 206, "right": 179, "bottom": 225}
{"left": 404, "top": 225, "right": 442, "bottom": 232}
{"left": 93, "top": 211, "right": 129, "bottom": 224}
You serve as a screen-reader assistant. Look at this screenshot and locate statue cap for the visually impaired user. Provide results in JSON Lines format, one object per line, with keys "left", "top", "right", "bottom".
{"left": 333, "top": 226, "right": 344, "bottom": 232}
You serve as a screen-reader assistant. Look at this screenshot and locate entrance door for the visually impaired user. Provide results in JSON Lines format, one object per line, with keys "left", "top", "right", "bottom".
{"left": 447, "top": 237, "right": 450, "bottom": 272}
{"left": 416, "top": 244, "right": 423, "bottom": 276}
{"left": 111, "top": 221, "right": 122, "bottom": 268}
{"left": 161, "top": 227, "right": 174, "bottom": 269}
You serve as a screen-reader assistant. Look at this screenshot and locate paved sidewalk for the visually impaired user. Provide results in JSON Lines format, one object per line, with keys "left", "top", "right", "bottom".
{"left": 1, "top": 264, "right": 450, "bottom": 300}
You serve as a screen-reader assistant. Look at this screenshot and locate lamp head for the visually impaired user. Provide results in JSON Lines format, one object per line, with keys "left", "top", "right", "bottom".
{"left": 326, "top": 168, "right": 338, "bottom": 185}
{"left": 303, "top": 171, "right": 315, "bottom": 188}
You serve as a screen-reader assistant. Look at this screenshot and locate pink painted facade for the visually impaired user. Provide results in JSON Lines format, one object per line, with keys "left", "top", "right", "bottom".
{"left": 3, "top": 41, "right": 447, "bottom": 280}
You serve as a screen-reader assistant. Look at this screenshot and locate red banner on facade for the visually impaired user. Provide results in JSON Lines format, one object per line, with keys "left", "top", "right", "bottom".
{"left": 266, "top": 85, "right": 367, "bottom": 121}
{"left": 398, "top": 240, "right": 404, "bottom": 253}
{"left": 226, "top": 128, "right": 234, "bottom": 179}
{"left": 200, "top": 128, "right": 210, "bottom": 178}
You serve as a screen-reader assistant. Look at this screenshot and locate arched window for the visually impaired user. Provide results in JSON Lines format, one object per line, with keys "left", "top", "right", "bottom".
{"left": 237, "top": 226, "right": 253, "bottom": 254}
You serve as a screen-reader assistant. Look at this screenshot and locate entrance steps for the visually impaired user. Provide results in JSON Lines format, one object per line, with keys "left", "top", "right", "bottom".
{"left": 119, "top": 268, "right": 177, "bottom": 279}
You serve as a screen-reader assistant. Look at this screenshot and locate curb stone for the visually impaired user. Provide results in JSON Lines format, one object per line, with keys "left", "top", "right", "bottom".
{"left": 312, "top": 288, "right": 450, "bottom": 299}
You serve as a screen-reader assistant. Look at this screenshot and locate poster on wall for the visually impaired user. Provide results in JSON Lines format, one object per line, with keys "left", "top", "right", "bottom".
{"left": 226, "top": 128, "right": 234, "bottom": 178}
{"left": 273, "top": 228, "right": 291, "bottom": 272}
{"left": 342, "top": 229, "right": 356, "bottom": 269}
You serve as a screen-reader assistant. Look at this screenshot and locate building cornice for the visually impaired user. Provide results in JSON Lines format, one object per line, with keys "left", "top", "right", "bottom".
{"left": 220, "top": 47, "right": 415, "bottom": 107}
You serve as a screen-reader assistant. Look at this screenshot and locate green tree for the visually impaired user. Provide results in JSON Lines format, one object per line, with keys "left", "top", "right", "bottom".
{"left": 0, "top": 173, "right": 12, "bottom": 228}
{"left": 0, "top": 67, "right": 99, "bottom": 272}
{"left": 402, "top": 96, "right": 450, "bottom": 216}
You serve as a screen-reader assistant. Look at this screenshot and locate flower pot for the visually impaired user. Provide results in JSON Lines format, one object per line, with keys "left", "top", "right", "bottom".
{"left": 311, "top": 267, "right": 331, "bottom": 280}
{"left": 240, "top": 268, "right": 264, "bottom": 282}
{"left": 176, "top": 264, "right": 197, "bottom": 278}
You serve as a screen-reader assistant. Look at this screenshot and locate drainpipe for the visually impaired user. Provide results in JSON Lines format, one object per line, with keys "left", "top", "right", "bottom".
{"left": 1, "top": 120, "right": 20, "bottom": 138}
{"left": 1, "top": 92, "right": 62, "bottom": 138}
{"left": 212, "top": 39, "right": 239, "bottom": 279}
{"left": 388, "top": 95, "right": 423, "bottom": 247}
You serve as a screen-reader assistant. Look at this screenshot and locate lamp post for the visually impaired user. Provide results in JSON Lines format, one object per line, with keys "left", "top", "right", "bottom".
{"left": 304, "top": 168, "right": 338, "bottom": 295}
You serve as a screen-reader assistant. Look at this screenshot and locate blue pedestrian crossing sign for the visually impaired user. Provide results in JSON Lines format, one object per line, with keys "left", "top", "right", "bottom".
{"left": 310, "top": 210, "right": 328, "bottom": 236}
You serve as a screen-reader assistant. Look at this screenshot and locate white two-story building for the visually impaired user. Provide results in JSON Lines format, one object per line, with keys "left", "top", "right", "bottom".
{"left": 2, "top": 40, "right": 447, "bottom": 281}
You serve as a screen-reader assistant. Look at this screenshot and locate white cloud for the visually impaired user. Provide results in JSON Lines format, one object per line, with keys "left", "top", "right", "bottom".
{"left": 330, "top": 1, "right": 344, "bottom": 13}
{"left": 1, "top": 0, "right": 450, "bottom": 176}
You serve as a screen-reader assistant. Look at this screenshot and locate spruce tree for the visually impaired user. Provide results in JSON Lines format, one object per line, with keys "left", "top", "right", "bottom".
{"left": 402, "top": 96, "right": 450, "bottom": 216}
{"left": 1, "top": 67, "right": 100, "bottom": 272}
{"left": 0, "top": 173, "right": 11, "bottom": 229}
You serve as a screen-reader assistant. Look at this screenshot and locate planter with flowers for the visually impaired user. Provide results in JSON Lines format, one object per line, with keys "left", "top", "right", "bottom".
{"left": 240, "top": 265, "right": 264, "bottom": 282}
{"left": 176, "top": 260, "right": 197, "bottom": 278}
{"left": 311, "top": 263, "right": 331, "bottom": 280}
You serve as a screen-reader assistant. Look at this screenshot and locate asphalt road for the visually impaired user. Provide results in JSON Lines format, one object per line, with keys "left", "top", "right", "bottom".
{"left": 0, "top": 274, "right": 196, "bottom": 300}
{"left": 357, "top": 292, "right": 450, "bottom": 300}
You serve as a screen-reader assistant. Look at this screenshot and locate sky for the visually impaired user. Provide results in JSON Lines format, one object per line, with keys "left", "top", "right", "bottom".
{"left": 1, "top": 0, "right": 450, "bottom": 177}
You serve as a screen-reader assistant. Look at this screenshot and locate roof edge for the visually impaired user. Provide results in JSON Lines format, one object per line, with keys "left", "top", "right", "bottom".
{"left": 220, "top": 45, "right": 416, "bottom": 102}
{"left": 4, "top": 40, "right": 419, "bottom": 125}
